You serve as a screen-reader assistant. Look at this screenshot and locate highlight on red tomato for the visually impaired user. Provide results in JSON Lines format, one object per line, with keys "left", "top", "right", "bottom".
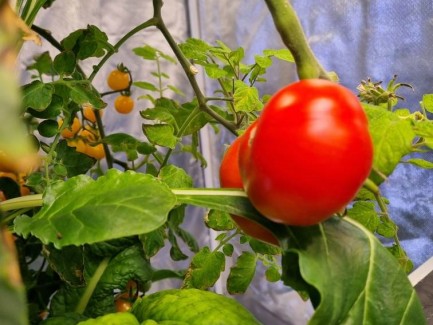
{"left": 239, "top": 79, "right": 373, "bottom": 226}
{"left": 219, "top": 122, "right": 279, "bottom": 246}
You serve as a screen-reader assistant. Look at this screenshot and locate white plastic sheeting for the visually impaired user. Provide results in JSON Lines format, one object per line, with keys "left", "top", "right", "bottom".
{"left": 18, "top": 1, "right": 433, "bottom": 324}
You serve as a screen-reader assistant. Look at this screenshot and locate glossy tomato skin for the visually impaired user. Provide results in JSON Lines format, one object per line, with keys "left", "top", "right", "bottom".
{"left": 239, "top": 79, "right": 373, "bottom": 226}
{"left": 219, "top": 122, "right": 279, "bottom": 246}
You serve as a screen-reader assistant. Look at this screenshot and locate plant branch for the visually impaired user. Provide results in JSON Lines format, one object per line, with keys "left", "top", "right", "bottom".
{"left": 153, "top": 0, "right": 237, "bottom": 135}
{"left": 89, "top": 18, "right": 158, "bottom": 82}
{"left": 75, "top": 257, "right": 110, "bottom": 314}
{"left": 264, "top": 0, "right": 329, "bottom": 80}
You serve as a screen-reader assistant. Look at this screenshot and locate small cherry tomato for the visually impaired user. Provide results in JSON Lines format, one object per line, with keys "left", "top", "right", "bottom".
{"left": 114, "top": 292, "right": 133, "bottom": 312}
{"left": 107, "top": 69, "right": 130, "bottom": 91}
{"left": 83, "top": 105, "right": 103, "bottom": 123}
{"left": 85, "top": 143, "right": 105, "bottom": 160}
{"left": 114, "top": 95, "right": 134, "bottom": 114}
{"left": 58, "top": 117, "right": 81, "bottom": 138}
{"left": 239, "top": 79, "right": 373, "bottom": 226}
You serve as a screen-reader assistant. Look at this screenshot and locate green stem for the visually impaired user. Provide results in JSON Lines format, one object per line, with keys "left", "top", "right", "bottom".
{"left": 89, "top": 18, "right": 157, "bottom": 82}
{"left": 362, "top": 178, "right": 380, "bottom": 195}
{"left": 0, "top": 194, "right": 43, "bottom": 212}
{"left": 264, "top": 0, "right": 329, "bottom": 80}
{"left": 1, "top": 208, "right": 32, "bottom": 225}
{"left": 213, "top": 231, "right": 240, "bottom": 252}
{"left": 374, "top": 192, "right": 401, "bottom": 247}
{"left": 75, "top": 257, "right": 110, "bottom": 314}
{"left": 153, "top": 0, "right": 237, "bottom": 135}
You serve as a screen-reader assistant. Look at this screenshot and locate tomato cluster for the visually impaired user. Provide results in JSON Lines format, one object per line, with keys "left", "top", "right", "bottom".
{"left": 107, "top": 67, "right": 135, "bottom": 114}
{"left": 58, "top": 107, "right": 106, "bottom": 160}
{"left": 219, "top": 79, "right": 373, "bottom": 241}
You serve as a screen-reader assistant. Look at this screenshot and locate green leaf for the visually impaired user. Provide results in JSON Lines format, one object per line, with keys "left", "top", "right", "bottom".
{"left": 265, "top": 266, "right": 281, "bottom": 282}
{"left": 65, "top": 81, "right": 106, "bottom": 109}
{"left": 377, "top": 215, "right": 398, "bottom": 238}
{"left": 422, "top": 94, "right": 433, "bottom": 113}
{"left": 94, "top": 244, "right": 153, "bottom": 292}
{"left": 133, "top": 45, "right": 176, "bottom": 63}
{"left": 131, "top": 289, "right": 262, "bottom": 325}
{"left": 387, "top": 244, "right": 414, "bottom": 274}
{"left": 205, "top": 209, "right": 235, "bottom": 231}
{"left": 405, "top": 158, "right": 433, "bottom": 169}
{"left": 228, "top": 47, "right": 244, "bottom": 65}
{"left": 142, "top": 124, "right": 179, "bottom": 149}
{"left": 183, "top": 247, "right": 225, "bottom": 290}
{"left": 248, "top": 239, "right": 281, "bottom": 255}
{"left": 55, "top": 140, "right": 96, "bottom": 177}
{"left": 133, "top": 81, "right": 158, "bottom": 92}
{"left": 263, "top": 48, "right": 295, "bottom": 62}
{"left": 139, "top": 227, "right": 166, "bottom": 259}
{"left": 167, "top": 85, "right": 185, "bottom": 97}
{"left": 203, "top": 63, "right": 228, "bottom": 79}
{"left": 53, "top": 51, "right": 76, "bottom": 76}
{"left": 158, "top": 165, "right": 193, "bottom": 188}
{"left": 282, "top": 217, "right": 425, "bottom": 324}
{"left": 103, "top": 133, "right": 155, "bottom": 161}
{"left": 14, "top": 169, "right": 177, "bottom": 248}
{"left": 26, "top": 51, "right": 55, "bottom": 76}
{"left": 254, "top": 55, "right": 273, "bottom": 68}
{"left": 45, "top": 245, "right": 84, "bottom": 286}
{"left": 22, "top": 80, "right": 54, "bottom": 111}
{"left": 363, "top": 103, "right": 415, "bottom": 183}
{"left": 27, "top": 94, "right": 63, "bottom": 119}
{"left": 179, "top": 38, "right": 212, "bottom": 62}
{"left": 77, "top": 312, "right": 140, "bottom": 325}
{"left": 346, "top": 201, "right": 379, "bottom": 233}
{"left": 227, "top": 251, "right": 257, "bottom": 294}
{"left": 61, "top": 25, "right": 112, "bottom": 60}
{"left": 233, "top": 80, "right": 263, "bottom": 112}
{"left": 222, "top": 244, "right": 234, "bottom": 257}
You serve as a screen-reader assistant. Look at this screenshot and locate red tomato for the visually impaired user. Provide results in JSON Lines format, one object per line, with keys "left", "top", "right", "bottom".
{"left": 239, "top": 79, "right": 373, "bottom": 226}
{"left": 219, "top": 122, "right": 279, "bottom": 245}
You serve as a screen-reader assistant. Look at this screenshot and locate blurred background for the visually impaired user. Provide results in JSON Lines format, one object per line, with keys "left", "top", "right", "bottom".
{"left": 17, "top": 1, "right": 433, "bottom": 324}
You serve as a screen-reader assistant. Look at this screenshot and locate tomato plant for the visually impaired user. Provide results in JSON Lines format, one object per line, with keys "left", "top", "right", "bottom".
{"left": 239, "top": 79, "right": 373, "bottom": 226}
{"left": 114, "top": 95, "right": 134, "bottom": 114}
{"left": 0, "top": 0, "right": 430, "bottom": 325}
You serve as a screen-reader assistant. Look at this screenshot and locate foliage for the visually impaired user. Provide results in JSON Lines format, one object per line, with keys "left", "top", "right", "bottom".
{"left": 0, "top": 1, "right": 430, "bottom": 325}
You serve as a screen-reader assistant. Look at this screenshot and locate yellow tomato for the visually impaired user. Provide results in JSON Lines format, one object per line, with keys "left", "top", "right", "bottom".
{"left": 114, "top": 95, "right": 134, "bottom": 114}
{"left": 107, "top": 69, "right": 130, "bottom": 91}
{"left": 59, "top": 117, "right": 81, "bottom": 138}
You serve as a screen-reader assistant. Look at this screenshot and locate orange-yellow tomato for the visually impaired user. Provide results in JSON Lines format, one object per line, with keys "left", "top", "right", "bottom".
{"left": 114, "top": 95, "right": 134, "bottom": 114}
{"left": 107, "top": 69, "right": 130, "bottom": 91}
{"left": 85, "top": 143, "right": 105, "bottom": 160}
{"left": 82, "top": 105, "right": 103, "bottom": 123}
{"left": 59, "top": 117, "right": 81, "bottom": 138}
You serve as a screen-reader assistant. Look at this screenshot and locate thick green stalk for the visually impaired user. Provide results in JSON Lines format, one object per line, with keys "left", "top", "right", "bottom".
{"left": 75, "top": 257, "right": 110, "bottom": 314}
{"left": 264, "top": 0, "right": 329, "bottom": 80}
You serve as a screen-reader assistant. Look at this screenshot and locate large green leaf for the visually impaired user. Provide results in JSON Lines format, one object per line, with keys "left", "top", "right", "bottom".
{"left": 282, "top": 217, "right": 425, "bottom": 325}
{"left": 131, "top": 289, "right": 262, "bottom": 325}
{"left": 363, "top": 103, "right": 415, "bottom": 183}
{"left": 14, "top": 169, "right": 176, "bottom": 248}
